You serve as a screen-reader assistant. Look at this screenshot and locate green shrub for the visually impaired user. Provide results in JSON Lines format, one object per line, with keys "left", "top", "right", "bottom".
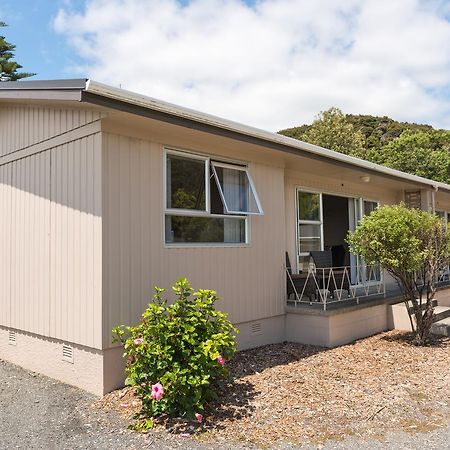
{"left": 112, "top": 278, "right": 237, "bottom": 423}
{"left": 347, "top": 204, "right": 450, "bottom": 345}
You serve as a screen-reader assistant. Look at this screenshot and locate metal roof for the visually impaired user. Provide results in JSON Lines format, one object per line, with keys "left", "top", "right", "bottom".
{"left": 1, "top": 78, "right": 450, "bottom": 193}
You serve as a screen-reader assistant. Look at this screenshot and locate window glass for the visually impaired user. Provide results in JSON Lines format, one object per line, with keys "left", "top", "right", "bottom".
{"left": 436, "top": 210, "right": 447, "bottom": 221}
{"left": 165, "top": 215, "right": 246, "bottom": 244}
{"left": 297, "top": 192, "right": 320, "bottom": 221}
{"left": 210, "top": 173, "right": 225, "bottom": 214}
{"left": 211, "top": 163, "right": 262, "bottom": 215}
{"left": 166, "top": 154, "right": 206, "bottom": 210}
{"left": 298, "top": 223, "right": 321, "bottom": 238}
{"left": 363, "top": 201, "right": 377, "bottom": 216}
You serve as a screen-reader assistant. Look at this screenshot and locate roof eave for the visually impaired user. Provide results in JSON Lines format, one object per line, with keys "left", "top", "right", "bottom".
{"left": 84, "top": 80, "right": 449, "bottom": 192}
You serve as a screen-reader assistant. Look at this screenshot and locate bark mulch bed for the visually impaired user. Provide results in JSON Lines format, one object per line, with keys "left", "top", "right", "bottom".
{"left": 97, "top": 330, "right": 450, "bottom": 447}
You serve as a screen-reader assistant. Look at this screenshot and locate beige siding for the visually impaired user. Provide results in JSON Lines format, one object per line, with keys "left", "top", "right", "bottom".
{"left": 0, "top": 130, "right": 103, "bottom": 348}
{"left": 0, "top": 104, "right": 103, "bottom": 157}
{"left": 50, "top": 134, "right": 103, "bottom": 348}
{"left": 102, "top": 133, "right": 286, "bottom": 347}
{"left": 0, "top": 152, "right": 51, "bottom": 335}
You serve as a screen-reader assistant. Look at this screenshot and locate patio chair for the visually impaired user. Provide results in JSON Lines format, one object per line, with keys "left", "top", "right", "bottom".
{"left": 285, "top": 252, "right": 316, "bottom": 301}
{"left": 309, "top": 250, "right": 350, "bottom": 297}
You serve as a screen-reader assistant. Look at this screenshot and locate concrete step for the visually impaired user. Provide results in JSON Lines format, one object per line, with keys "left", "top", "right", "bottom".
{"left": 431, "top": 317, "right": 450, "bottom": 337}
{"left": 434, "top": 305, "right": 450, "bottom": 322}
{"left": 406, "top": 299, "right": 437, "bottom": 315}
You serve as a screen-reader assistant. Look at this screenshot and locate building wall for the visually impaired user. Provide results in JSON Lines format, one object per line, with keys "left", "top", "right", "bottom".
{"left": 0, "top": 326, "right": 105, "bottom": 396}
{"left": 101, "top": 131, "right": 287, "bottom": 349}
{"left": 0, "top": 104, "right": 102, "bottom": 156}
{"left": 0, "top": 104, "right": 103, "bottom": 349}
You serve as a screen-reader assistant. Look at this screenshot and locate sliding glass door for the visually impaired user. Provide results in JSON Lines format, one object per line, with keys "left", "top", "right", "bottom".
{"left": 296, "top": 188, "right": 379, "bottom": 284}
{"left": 296, "top": 190, "right": 323, "bottom": 271}
{"left": 348, "top": 198, "right": 380, "bottom": 285}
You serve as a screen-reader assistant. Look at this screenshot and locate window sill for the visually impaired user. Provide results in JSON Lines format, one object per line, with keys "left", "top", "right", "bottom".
{"left": 164, "top": 242, "right": 251, "bottom": 249}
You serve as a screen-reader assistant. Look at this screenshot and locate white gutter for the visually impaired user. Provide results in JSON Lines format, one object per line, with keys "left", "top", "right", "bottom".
{"left": 85, "top": 80, "right": 450, "bottom": 193}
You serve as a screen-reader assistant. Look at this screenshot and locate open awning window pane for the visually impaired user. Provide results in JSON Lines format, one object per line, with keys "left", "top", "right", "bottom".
{"left": 211, "top": 162, "right": 263, "bottom": 215}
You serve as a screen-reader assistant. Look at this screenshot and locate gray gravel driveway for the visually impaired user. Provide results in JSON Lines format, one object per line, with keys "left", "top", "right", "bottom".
{"left": 1, "top": 359, "right": 449, "bottom": 449}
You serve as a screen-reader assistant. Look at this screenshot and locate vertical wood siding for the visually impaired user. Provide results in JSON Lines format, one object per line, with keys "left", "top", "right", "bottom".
{"left": 0, "top": 131, "right": 102, "bottom": 348}
{"left": 0, "top": 105, "right": 102, "bottom": 157}
{"left": 102, "top": 133, "right": 286, "bottom": 347}
{"left": 50, "top": 134, "right": 103, "bottom": 348}
{"left": 1, "top": 152, "right": 51, "bottom": 335}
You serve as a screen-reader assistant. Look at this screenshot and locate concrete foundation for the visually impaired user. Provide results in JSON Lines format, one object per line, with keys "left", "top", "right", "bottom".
{"left": 286, "top": 303, "right": 389, "bottom": 347}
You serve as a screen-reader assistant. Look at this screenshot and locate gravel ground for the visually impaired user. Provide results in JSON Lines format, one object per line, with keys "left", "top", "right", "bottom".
{"left": 0, "top": 359, "right": 227, "bottom": 450}
{"left": 1, "top": 330, "right": 450, "bottom": 450}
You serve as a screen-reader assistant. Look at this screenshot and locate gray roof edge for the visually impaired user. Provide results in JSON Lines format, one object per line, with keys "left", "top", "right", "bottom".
{"left": 1, "top": 78, "right": 449, "bottom": 193}
{"left": 0, "top": 79, "right": 88, "bottom": 90}
{"left": 85, "top": 80, "right": 450, "bottom": 193}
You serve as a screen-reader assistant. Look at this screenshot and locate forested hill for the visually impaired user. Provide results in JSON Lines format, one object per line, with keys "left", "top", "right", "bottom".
{"left": 278, "top": 108, "right": 450, "bottom": 184}
{"left": 279, "top": 113, "right": 435, "bottom": 150}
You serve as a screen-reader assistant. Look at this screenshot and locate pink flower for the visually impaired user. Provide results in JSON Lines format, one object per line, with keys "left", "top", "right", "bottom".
{"left": 133, "top": 337, "right": 144, "bottom": 345}
{"left": 217, "top": 355, "right": 225, "bottom": 366}
{"left": 195, "top": 412, "right": 203, "bottom": 424}
{"left": 151, "top": 382, "right": 164, "bottom": 400}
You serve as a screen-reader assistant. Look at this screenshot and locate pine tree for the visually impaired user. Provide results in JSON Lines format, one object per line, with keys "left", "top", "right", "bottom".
{"left": 0, "top": 22, "right": 35, "bottom": 81}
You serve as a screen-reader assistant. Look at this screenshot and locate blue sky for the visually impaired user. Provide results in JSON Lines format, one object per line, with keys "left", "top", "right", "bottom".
{"left": 1, "top": 0, "right": 83, "bottom": 79}
{"left": 2, "top": 0, "right": 450, "bottom": 131}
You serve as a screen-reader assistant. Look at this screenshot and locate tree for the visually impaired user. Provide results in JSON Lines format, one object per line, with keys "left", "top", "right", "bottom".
{"left": 0, "top": 22, "right": 35, "bottom": 81}
{"left": 347, "top": 204, "right": 450, "bottom": 345}
{"left": 279, "top": 107, "right": 367, "bottom": 158}
{"left": 368, "top": 130, "right": 450, "bottom": 184}
{"left": 278, "top": 112, "right": 450, "bottom": 184}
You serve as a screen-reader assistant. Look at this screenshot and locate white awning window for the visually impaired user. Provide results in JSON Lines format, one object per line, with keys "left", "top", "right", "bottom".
{"left": 211, "top": 161, "right": 263, "bottom": 215}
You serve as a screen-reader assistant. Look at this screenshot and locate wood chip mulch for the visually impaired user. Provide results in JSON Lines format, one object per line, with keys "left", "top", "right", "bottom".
{"left": 97, "top": 331, "right": 450, "bottom": 447}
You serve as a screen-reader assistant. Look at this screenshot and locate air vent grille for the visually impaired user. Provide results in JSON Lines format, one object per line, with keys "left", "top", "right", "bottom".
{"left": 62, "top": 344, "right": 74, "bottom": 363}
{"left": 251, "top": 322, "right": 262, "bottom": 335}
{"left": 8, "top": 330, "right": 16, "bottom": 345}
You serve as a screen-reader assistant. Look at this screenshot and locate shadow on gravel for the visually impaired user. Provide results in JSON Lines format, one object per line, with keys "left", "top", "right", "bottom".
{"left": 229, "top": 341, "right": 328, "bottom": 379}
{"left": 205, "top": 342, "right": 328, "bottom": 428}
{"left": 381, "top": 330, "right": 450, "bottom": 348}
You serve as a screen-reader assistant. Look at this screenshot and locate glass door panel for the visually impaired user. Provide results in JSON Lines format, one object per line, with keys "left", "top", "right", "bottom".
{"left": 349, "top": 198, "right": 380, "bottom": 285}
{"left": 296, "top": 190, "right": 323, "bottom": 272}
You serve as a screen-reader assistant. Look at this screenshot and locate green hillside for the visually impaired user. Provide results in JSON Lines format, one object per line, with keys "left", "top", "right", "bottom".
{"left": 279, "top": 114, "right": 435, "bottom": 150}
{"left": 278, "top": 109, "right": 450, "bottom": 184}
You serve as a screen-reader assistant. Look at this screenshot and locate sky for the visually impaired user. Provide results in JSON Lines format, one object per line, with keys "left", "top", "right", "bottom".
{"left": 2, "top": 0, "right": 450, "bottom": 132}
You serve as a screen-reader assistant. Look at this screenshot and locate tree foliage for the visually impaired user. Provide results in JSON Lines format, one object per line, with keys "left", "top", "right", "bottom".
{"left": 282, "top": 107, "right": 367, "bottom": 158}
{"left": 347, "top": 205, "right": 450, "bottom": 345}
{"left": 369, "top": 130, "right": 450, "bottom": 183}
{"left": 279, "top": 108, "right": 450, "bottom": 184}
{"left": 0, "top": 22, "right": 35, "bottom": 81}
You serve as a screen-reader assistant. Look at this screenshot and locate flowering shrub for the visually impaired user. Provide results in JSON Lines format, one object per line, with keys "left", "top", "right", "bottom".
{"left": 112, "top": 278, "right": 237, "bottom": 423}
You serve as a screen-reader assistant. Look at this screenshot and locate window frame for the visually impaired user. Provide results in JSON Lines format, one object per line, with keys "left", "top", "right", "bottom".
{"left": 163, "top": 147, "right": 258, "bottom": 247}
{"left": 210, "top": 161, "right": 264, "bottom": 216}
{"left": 165, "top": 149, "right": 210, "bottom": 216}
{"left": 295, "top": 188, "right": 324, "bottom": 271}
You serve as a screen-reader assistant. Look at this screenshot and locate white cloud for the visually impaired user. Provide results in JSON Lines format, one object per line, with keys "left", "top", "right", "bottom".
{"left": 53, "top": 0, "right": 450, "bottom": 131}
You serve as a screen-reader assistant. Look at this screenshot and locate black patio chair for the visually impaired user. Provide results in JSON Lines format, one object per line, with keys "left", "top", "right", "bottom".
{"left": 310, "top": 250, "right": 350, "bottom": 295}
{"left": 285, "top": 252, "right": 316, "bottom": 301}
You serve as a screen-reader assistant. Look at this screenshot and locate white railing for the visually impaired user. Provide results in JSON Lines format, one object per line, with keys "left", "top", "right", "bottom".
{"left": 436, "top": 265, "right": 450, "bottom": 287}
{"left": 286, "top": 264, "right": 385, "bottom": 310}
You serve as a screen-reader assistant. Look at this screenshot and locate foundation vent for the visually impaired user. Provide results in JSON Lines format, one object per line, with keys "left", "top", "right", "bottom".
{"left": 250, "top": 322, "right": 262, "bottom": 335}
{"left": 62, "top": 344, "right": 74, "bottom": 363}
{"left": 8, "top": 330, "right": 16, "bottom": 345}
